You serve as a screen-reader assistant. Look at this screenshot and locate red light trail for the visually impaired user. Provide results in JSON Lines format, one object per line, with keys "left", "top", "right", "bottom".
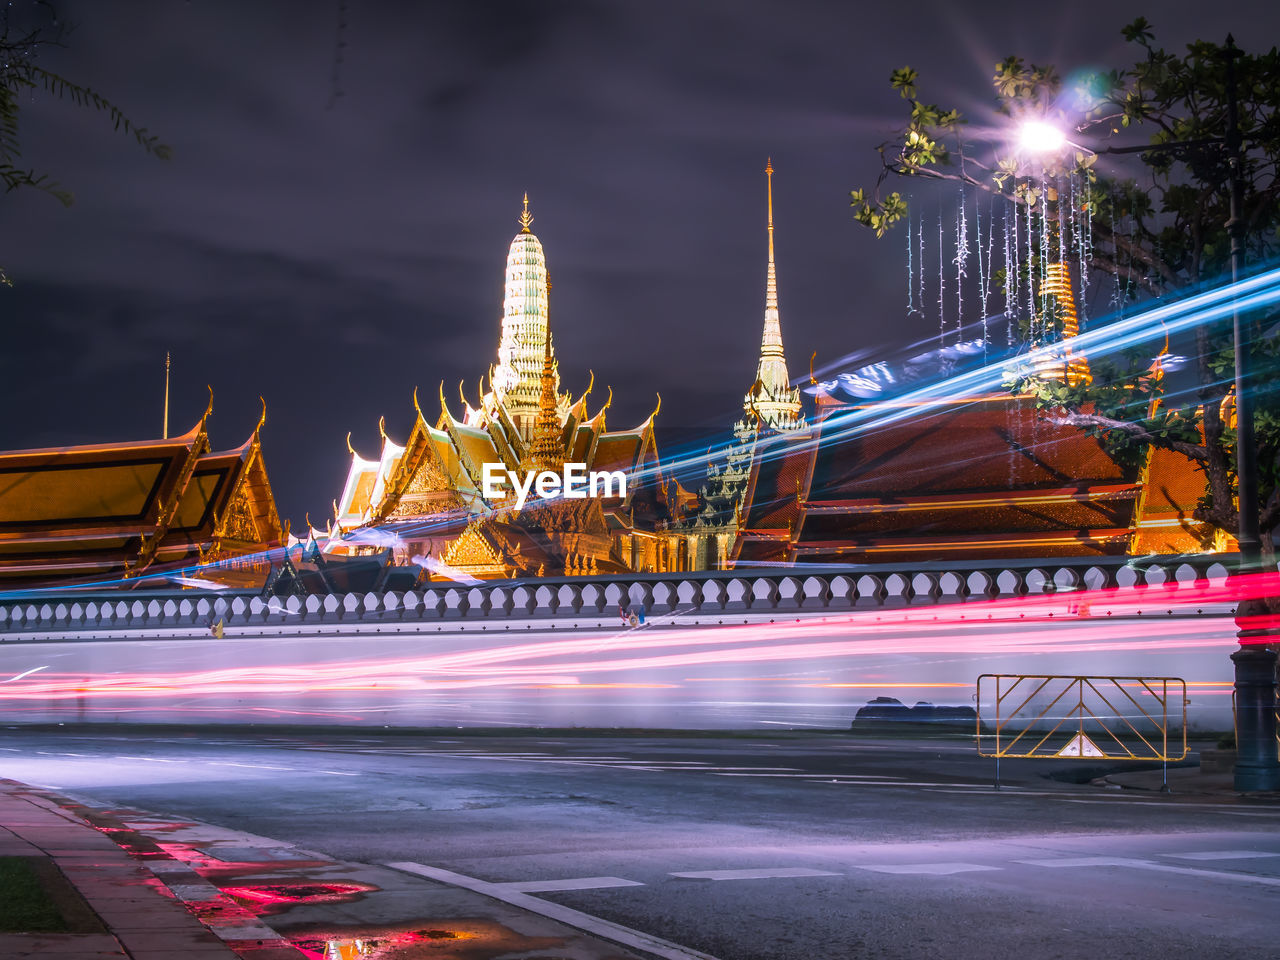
{"left": 0, "top": 573, "right": 1270, "bottom": 704}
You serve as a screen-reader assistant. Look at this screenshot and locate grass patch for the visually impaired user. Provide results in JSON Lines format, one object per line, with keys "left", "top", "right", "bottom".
{"left": 0, "top": 857, "right": 70, "bottom": 933}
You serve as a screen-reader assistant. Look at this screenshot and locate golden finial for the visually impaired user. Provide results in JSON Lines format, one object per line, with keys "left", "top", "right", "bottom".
{"left": 254, "top": 395, "right": 267, "bottom": 435}
{"left": 765, "top": 158, "right": 775, "bottom": 265}
{"left": 649, "top": 392, "right": 662, "bottom": 420}
{"left": 378, "top": 415, "right": 388, "bottom": 442}
{"left": 519, "top": 192, "right": 534, "bottom": 233}
{"left": 459, "top": 379, "right": 469, "bottom": 409}
{"left": 604, "top": 385, "right": 613, "bottom": 410}
{"left": 202, "top": 385, "right": 214, "bottom": 422}
{"left": 412, "top": 385, "right": 424, "bottom": 422}
{"left": 583, "top": 369, "right": 594, "bottom": 399}
{"left": 809, "top": 350, "right": 817, "bottom": 385}
{"left": 346, "top": 431, "right": 356, "bottom": 456}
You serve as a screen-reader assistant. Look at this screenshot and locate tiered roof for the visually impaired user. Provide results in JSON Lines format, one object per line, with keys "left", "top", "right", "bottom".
{"left": 0, "top": 399, "right": 284, "bottom": 587}
{"left": 734, "top": 392, "right": 1209, "bottom": 565}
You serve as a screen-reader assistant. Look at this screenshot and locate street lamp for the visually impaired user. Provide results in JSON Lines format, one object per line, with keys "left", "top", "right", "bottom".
{"left": 1018, "top": 121, "right": 1068, "bottom": 156}
{"left": 1016, "top": 36, "right": 1278, "bottom": 791}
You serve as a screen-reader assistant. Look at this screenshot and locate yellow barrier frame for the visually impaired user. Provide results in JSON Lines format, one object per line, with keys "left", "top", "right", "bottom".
{"left": 977, "top": 674, "right": 1187, "bottom": 762}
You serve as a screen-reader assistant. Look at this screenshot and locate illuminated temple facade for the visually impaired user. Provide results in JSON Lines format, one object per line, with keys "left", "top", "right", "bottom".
{"left": 329, "top": 198, "right": 696, "bottom": 579}
{"left": 0, "top": 400, "right": 286, "bottom": 587}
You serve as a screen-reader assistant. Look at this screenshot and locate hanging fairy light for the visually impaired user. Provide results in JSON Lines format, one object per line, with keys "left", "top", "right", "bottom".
{"left": 954, "top": 189, "right": 968, "bottom": 344}
{"left": 937, "top": 208, "right": 946, "bottom": 347}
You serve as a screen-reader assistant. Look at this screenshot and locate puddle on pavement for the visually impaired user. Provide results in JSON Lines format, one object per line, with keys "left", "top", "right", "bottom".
{"left": 286, "top": 919, "right": 567, "bottom": 959}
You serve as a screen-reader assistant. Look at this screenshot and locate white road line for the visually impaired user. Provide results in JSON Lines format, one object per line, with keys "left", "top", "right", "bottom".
{"left": 1164, "top": 850, "right": 1280, "bottom": 861}
{"left": 670, "top": 868, "right": 840, "bottom": 881}
{"left": 205, "top": 762, "right": 292, "bottom": 771}
{"left": 1017, "top": 857, "right": 1136, "bottom": 868}
{"left": 319, "top": 770, "right": 360, "bottom": 776}
{"left": 711, "top": 772, "right": 839, "bottom": 778}
{"left": 855, "top": 863, "right": 999, "bottom": 876}
{"left": 495, "top": 876, "right": 645, "bottom": 892}
{"left": 114, "top": 756, "right": 187, "bottom": 763}
{"left": 386, "top": 862, "right": 720, "bottom": 960}
{"left": 1016, "top": 856, "right": 1280, "bottom": 887}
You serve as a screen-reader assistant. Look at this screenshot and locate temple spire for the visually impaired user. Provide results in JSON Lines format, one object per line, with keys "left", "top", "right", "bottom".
{"left": 527, "top": 297, "right": 562, "bottom": 472}
{"left": 492, "top": 194, "right": 555, "bottom": 438}
{"left": 745, "top": 159, "right": 803, "bottom": 432}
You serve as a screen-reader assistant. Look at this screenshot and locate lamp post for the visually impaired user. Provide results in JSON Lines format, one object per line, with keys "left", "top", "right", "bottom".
{"left": 1220, "top": 36, "right": 1278, "bottom": 793}
{"left": 1018, "top": 35, "right": 1278, "bottom": 790}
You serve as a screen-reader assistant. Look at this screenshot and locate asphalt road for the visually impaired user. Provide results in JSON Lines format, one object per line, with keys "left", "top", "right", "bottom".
{"left": 4, "top": 729, "right": 1277, "bottom": 960}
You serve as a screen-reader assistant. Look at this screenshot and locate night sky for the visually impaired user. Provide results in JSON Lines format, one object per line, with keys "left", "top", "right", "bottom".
{"left": 4, "top": 0, "right": 1275, "bottom": 528}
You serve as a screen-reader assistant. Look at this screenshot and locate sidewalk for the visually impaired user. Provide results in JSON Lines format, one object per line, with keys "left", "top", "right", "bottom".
{"left": 1100, "top": 761, "right": 1280, "bottom": 799}
{"left": 0, "top": 780, "right": 665, "bottom": 960}
{"left": 0, "top": 780, "right": 242, "bottom": 960}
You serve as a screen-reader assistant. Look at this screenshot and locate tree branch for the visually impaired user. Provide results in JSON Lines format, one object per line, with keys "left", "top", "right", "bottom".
{"left": 1049, "top": 412, "right": 1209, "bottom": 462}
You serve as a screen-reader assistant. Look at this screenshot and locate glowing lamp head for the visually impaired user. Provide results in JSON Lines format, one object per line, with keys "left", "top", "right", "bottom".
{"left": 1019, "top": 120, "right": 1067, "bottom": 155}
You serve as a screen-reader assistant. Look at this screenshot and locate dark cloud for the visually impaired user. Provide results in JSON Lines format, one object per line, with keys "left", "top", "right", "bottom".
{"left": 4, "top": 0, "right": 1277, "bottom": 524}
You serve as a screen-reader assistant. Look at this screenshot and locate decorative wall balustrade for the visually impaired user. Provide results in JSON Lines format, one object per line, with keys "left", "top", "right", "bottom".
{"left": 0, "top": 555, "right": 1236, "bottom": 638}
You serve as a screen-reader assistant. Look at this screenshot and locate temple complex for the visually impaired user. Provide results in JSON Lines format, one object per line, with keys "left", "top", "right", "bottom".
{"left": 0, "top": 397, "right": 286, "bottom": 587}
{"left": 329, "top": 197, "right": 697, "bottom": 579}
{"left": 678, "top": 160, "right": 808, "bottom": 568}
{"left": 733, "top": 254, "right": 1216, "bottom": 565}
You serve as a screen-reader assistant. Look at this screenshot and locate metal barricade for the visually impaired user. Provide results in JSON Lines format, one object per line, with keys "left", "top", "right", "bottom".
{"left": 976, "top": 674, "right": 1187, "bottom": 762}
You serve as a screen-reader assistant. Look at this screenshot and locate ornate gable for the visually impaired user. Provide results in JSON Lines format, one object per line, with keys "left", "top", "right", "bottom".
{"left": 216, "top": 485, "right": 260, "bottom": 543}
{"left": 442, "top": 521, "right": 512, "bottom": 577}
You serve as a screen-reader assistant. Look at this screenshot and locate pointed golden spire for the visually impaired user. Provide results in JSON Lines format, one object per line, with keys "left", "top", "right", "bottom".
{"left": 765, "top": 157, "right": 775, "bottom": 267}
{"left": 747, "top": 158, "right": 803, "bottom": 432}
{"left": 519, "top": 192, "right": 534, "bottom": 233}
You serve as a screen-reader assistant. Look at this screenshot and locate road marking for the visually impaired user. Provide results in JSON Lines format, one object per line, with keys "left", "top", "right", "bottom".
{"left": 1017, "top": 857, "right": 1136, "bottom": 868}
{"left": 115, "top": 755, "right": 187, "bottom": 763}
{"left": 495, "top": 876, "right": 645, "bottom": 892}
{"left": 205, "top": 761, "right": 293, "bottom": 771}
{"left": 386, "top": 862, "right": 720, "bottom": 960}
{"left": 319, "top": 770, "right": 360, "bottom": 776}
{"left": 669, "top": 868, "right": 840, "bottom": 881}
{"left": 1017, "top": 856, "right": 1280, "bottom": 887}
{"left": 855, "top": 862, "right": 999, "bottom": 876}
{"left": 1165, "top": 850, "right": 1280, "bottom": 861}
